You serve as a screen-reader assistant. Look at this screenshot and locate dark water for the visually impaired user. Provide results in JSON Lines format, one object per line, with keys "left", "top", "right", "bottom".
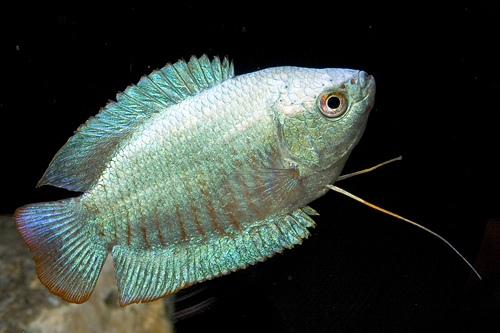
{"left": 3, "top": 3, "right": 499, "bottom": 332}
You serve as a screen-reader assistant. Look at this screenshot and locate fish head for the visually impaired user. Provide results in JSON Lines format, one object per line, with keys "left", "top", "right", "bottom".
{"left": 277, "top": 67, "right": 375, "bottom": 176}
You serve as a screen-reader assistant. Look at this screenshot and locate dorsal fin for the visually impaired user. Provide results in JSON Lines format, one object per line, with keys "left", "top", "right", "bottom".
{"left": 38, "top": 55, "right": 234, "bottom": 192}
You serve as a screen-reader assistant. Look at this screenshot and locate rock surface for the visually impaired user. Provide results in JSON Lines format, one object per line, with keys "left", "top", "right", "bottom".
{"left": 0, "top": 215, "right": 174, "bottom": 333}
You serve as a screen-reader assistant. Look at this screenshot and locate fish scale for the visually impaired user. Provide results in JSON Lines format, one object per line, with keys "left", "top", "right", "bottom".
{"left": 97, "top": 86, "right": 271, "bottom": 246}
{"left": 15, "top": 55, "right": 375, "bottom": 305}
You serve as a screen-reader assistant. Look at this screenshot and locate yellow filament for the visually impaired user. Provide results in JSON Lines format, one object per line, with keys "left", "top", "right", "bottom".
{"left": 337, "top": 156, "right": 402, "bottom": 181}
{"left": 328, "top": 159, "right": 482, "bottom": 280}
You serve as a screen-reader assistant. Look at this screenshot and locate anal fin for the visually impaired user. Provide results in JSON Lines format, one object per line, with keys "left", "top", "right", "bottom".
{"left": 112, "top": 207, "right": 316, "bottom": 306}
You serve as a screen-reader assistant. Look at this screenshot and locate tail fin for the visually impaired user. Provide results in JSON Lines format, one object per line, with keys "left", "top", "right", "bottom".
{"left": 14, "top": 198, "right": 108, "bottom": 303}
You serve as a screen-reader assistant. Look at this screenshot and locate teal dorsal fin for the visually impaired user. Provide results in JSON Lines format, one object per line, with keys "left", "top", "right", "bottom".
{"left": 38, "top": 55, "right": 234, "bottom": 192}
{"left": 112, "top": 207, "right": 316, "bottom": 306}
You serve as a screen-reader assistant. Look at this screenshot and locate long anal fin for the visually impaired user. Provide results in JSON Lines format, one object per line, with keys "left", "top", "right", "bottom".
{"left": 112, "top": 207, "right": 315, "bottom": 306}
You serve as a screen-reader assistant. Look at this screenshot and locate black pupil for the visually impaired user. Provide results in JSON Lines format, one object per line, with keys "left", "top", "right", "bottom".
{"left": 327, "top": 96, "right": 341, "bottom": 109}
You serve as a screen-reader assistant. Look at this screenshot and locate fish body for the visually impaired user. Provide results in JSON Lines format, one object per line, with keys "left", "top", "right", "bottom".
{"left": 15, "top": 55, "right": 375, "bottom": 305}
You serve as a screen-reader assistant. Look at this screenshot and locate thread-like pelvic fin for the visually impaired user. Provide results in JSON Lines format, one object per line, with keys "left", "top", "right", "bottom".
{"left": 330, "top": 157, "right": 482, "bottom": 280}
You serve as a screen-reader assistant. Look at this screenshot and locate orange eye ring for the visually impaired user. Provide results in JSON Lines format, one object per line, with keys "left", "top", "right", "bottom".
{"left": 319, "top": 92, "right": 348, "bottom": 118}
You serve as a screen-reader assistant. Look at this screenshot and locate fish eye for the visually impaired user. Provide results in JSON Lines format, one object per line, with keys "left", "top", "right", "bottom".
{"left": 318, "top": 92, "right": 347, "bottom": 118}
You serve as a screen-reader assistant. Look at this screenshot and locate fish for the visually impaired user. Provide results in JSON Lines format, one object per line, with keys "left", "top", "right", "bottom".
{"left": 15, "top": 54, "right": 376, "bottom": 306}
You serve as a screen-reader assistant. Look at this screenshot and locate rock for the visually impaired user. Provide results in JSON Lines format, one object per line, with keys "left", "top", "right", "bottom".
{"left": 0, "top": 215, "right": 174, "bottom": 333}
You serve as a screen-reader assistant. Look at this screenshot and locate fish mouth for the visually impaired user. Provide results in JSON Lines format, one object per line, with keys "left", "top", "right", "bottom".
{"left": 358, "top": 71, "right": 376, "bottom": 107}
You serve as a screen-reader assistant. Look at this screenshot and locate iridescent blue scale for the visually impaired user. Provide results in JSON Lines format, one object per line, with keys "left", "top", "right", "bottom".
{"left": 15, "top": 55, "right": 375, "bottom": 305}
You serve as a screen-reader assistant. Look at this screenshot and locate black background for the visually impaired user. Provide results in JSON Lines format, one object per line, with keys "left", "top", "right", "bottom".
{"left": 2, "top": 2, "right": 499, "bottom": 332}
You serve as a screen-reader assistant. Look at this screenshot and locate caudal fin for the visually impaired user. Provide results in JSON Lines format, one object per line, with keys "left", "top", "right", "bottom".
{"left": 14, "top": 198, "right": 108, "bottom": 303}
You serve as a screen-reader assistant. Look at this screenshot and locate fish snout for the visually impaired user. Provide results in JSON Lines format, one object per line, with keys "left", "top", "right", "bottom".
{"left": 356, "top": 71, "right": 375, "bottom": 111}
{"left": 358, "top": 71, "right": 374, "bottom": 90}
{"left": 358, "top": 71, "right": 375, "bottom": 101}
